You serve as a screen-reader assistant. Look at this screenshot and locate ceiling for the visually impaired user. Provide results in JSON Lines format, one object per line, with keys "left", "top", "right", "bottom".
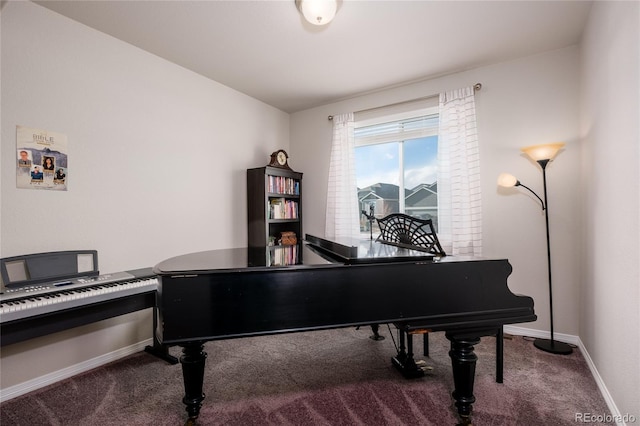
{"left": 35, "top": 0, "right": 593, "bottom": 113}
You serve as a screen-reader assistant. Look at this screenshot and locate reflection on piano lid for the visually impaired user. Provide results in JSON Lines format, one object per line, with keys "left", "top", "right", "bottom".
{"left": 155, "top": 237, "right": 433, "bottom": 276}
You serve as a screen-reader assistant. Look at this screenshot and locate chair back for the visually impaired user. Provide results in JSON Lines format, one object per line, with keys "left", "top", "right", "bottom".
{"left": 375, "top": 213, "right": 446, "bottom": 256}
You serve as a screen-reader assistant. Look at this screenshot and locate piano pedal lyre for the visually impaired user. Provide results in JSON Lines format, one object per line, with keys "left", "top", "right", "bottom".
{"left": 410, "top": 328, "right": 433, "bottom": 372}
{"left": 414, "top": 359, "right": 433, "bottom": 372}
{"left": 391, "top": 325, "right": 433, "bottom": 378}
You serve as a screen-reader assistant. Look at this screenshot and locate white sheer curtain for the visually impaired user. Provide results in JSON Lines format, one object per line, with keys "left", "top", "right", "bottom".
{"left": 325, "top": 113, "right": 360, "bottom": 239}
{"left": 437, "top": 86, "right": 483, "bottom": 256}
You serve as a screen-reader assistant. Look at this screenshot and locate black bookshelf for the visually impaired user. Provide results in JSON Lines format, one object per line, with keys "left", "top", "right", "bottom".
{"left": 247, "top": 166, "right": 302, "bottom": 265}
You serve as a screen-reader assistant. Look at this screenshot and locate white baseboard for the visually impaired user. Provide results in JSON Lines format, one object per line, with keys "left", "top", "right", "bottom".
{"left": 574, "top": 336, "right": 630, "bottom": 426}
{"left": 503, "top": 324, "right": 580, "bottom": 346}
{"left": 503, "top": 325, "right": 626, "bottom": 426}
{"left": 0, "top": 338, "right": 152, "bottom": 404}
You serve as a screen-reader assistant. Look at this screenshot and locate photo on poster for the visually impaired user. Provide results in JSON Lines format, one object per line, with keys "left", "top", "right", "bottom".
{"left": 16, "top": 125, "right": 68, "bottom": 191}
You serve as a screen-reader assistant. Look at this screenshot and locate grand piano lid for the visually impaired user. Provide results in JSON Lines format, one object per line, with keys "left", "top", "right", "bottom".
{"left": 304, "top": 234, "right": 435, "bottom": 265}
{"left": 153, "top": 245, "right": 333, "bottom": 275}
{"left": 153, "top": 236, "right": 436, "bottom": 276}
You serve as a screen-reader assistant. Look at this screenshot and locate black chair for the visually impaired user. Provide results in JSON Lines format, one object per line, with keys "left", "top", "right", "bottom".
{"left": 374, "top": 213, "right": 503, "bottom": 382}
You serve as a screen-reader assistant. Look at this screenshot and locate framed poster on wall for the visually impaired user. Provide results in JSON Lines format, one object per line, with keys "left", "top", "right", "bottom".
{"left": 16, "top": 125, "right": 68, "bottom": 191}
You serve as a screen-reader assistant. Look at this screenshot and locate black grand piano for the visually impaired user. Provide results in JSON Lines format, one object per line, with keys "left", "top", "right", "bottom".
{"left": 154, "top": 235, "right": 536, "bottom": 424}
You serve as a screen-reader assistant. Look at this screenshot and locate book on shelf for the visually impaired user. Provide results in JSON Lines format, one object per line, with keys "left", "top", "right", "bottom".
{"left": 269, "top": 199, "right": 282, "bottom": 220}
{"left": 269, "top": 198, "right": 298, "bottom": 220}
{"left": 269, "top": 244, "right": 298, "bottom": 266}
{"left": 268, "top": 175, "right": 300, "bottom": 195}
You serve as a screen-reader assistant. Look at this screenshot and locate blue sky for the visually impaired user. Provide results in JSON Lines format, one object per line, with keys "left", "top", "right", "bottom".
{"left": 355, "top": 136, "right": 438, "bottom": 190}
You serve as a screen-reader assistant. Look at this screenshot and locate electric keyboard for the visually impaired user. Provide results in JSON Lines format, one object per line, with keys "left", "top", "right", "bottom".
{"left": 0, "top": 256, "right": 161, "bottom": 349}
{"left": 0, "top": 272, "right": 158, "bottom": 324}
{"left": 0, "top": 250, "right": 175, "bottom": 363}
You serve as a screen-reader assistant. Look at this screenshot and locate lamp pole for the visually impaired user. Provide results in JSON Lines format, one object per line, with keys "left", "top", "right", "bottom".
{"left": 498, "top": 142, "right": 572, "bottom": 355}
{"left": 533, "top": 159, "right": 573, "bottom": 355}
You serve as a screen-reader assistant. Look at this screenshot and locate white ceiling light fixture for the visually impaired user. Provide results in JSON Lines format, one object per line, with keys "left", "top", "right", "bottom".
{"left": 295, "top": 0, "right": 338, "bottom": 26}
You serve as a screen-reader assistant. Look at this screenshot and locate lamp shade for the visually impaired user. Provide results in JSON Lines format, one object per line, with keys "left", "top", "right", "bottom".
{"left": 521, "top": 143, "right": 565, "bottom": 162}
{"left": 497, "top": 173, "right": 519, "bottom": 188}
{"left": 297, "top": 0, "right": 337, "bottom": 25}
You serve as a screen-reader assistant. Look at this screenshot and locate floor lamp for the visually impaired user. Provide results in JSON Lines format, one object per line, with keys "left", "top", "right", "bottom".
{"left": 497, "top": 142, "right": 573, "bottom": 355}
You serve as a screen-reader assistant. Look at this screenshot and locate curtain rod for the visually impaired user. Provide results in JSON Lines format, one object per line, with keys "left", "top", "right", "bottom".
{"left": 327, "top": 82, "right": 482, "bottom": 121}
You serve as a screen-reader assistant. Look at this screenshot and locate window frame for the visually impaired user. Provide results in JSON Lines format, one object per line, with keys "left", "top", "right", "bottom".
{"left": 354, "top": 106, "right": 440, "bottom": 235}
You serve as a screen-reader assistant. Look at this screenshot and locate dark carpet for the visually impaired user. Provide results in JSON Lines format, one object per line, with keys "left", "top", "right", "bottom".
{"left": 0, "top": 327, "right": 613, "bottom": 425}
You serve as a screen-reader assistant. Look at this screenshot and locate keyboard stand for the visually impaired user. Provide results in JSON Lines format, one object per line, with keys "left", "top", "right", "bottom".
{"left": 1, "top": 290, "right": 156, "bottom": 346}
{"left": 144, "top": 309, "right": 178, "bottom": 364}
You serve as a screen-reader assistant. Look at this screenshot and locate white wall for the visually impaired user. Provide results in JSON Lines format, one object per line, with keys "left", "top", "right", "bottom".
{"left": 580, "top": 1, "right": 640, "bottom": 418}
{"left": 3, "top": 1, "right": 638, "bottom": 418}
{"left": 291, "top": 47, "right": 582, "bottom": 339}
{"left": 1, "top": 1, "right": 289, "bottom": 389}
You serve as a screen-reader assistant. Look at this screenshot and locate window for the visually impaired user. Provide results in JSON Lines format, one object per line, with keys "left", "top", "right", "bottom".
{"left": 355, "top": 107, "right": 439, "bottom": 238}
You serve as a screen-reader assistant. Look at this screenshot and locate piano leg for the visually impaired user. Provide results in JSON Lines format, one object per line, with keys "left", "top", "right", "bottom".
{"left": 179, "top": 342, "right": 207, "bottom": 421}
{"left": 369, "top": 323, "right": 385, "bottom": 340}
{"left": 446, "top": 332, "right": 481, "bottom": 425}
